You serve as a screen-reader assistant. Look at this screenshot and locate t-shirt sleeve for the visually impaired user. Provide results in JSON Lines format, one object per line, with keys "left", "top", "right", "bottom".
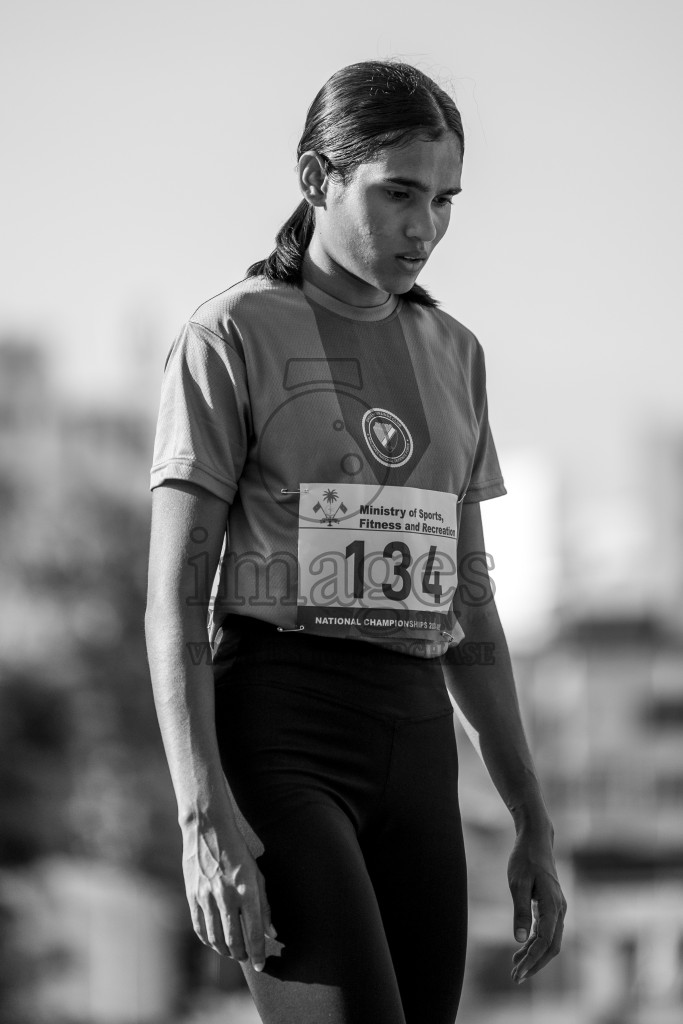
{"left": 149, "top": 319, "right": 251, "bottom": 503}
{"left": 463, "top": 339, "right": 507, "bottom": 503}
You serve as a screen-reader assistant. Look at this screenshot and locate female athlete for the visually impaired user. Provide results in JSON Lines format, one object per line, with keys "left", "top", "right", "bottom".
{"left": 145, "top": 60, "right": 566, "bottom": 1024}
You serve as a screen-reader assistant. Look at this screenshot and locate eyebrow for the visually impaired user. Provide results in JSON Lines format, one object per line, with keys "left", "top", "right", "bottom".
{"left": 383, "top": 176, "right": 462, "bottom": 196}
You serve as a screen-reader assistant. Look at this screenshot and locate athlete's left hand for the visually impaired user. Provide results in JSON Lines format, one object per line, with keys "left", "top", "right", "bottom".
{"left": 507, "top": 827, "right": 567, "bottom": 984}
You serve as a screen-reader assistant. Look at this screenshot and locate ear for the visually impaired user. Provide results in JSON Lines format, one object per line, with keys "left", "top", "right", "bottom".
{"left": 297, "top": 151, "right": 329, "bottom": 208}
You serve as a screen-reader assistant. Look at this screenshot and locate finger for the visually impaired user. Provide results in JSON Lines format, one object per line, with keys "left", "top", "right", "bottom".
{"left": 521, "top": 911, "right": 565, "bottom": 980}
{"left": 512, "top": 899, "right": 563, "bottom": 982}
{"left": 226, "top": 902, "right": 249, "bottom": 963}
{"left": 511, "top": 900, "right": 540, "bottom": 964}
{"left": 202, "top": 900, "right": 231, "bottom": 958}
{"left": 214, "top": 891, "right": 237, "bottom": 960}
{"left": 515, "top": 896, "right": 567, "bottom": 980}
{"left": 512, "top": 901, "right": 551, "bottom": 979}
{"left": 514, "top": 921, "right": 564, "bottom": 982}
{"left": 189, "top": 904, "right": 210, "bottom": 947}
{"left": 241, "top": 891, "right": 267, "bottom": 971}
{"left": 509, "top": 875, "right": 532, "bottom": 945}
{"left": 257, "top": 875, "right": 278, "bottom": 940}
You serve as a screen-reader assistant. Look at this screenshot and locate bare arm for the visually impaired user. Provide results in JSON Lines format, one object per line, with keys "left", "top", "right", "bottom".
{"left": 445, "top": 501, "right": 550, "bottom": 833}
{"left": 444, "top": 500, "right": 566, "bottom": 983}
{"left": 144, "top": 479, "right": 277, "bottom": 969}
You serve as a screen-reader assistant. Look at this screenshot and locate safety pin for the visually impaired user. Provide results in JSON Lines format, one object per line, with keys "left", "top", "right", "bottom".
{"left": 281, "top": 488, "right": 310, "bottom": 494}
{"left": 440, "top": 630, "right": 457, "bottom": 643}
{"left": 277, "top": 624, "right": 305, "bottom": 632}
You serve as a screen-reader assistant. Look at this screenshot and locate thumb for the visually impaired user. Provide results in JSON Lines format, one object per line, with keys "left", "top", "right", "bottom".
{"left": 513, "top": 885, "right": 532, "bottom": 943}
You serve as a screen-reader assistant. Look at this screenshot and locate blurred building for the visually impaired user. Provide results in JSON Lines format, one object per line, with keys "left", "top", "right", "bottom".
{"left": 531, "top": 612, "right": 683, "bottom": 1019}
{"left": 0, "top": 337, "right": 197, "bottom": 1022}
{"left": 641, "top": 428, "right": 683, "bottom": 635}
{"left": 457, "top": 431, "right": 683, "bottom": 1023}
{"left": 456, "top": 610, "right": 683, "bottom": 1024}
{"left": 559, "top": 427, "right": 683, "bottom": 634}
{"left": 0, "top": 856, "right": 184, "bottom": 1024}
{"left": 0, "top": 336, "right": 155, "bottom": 676}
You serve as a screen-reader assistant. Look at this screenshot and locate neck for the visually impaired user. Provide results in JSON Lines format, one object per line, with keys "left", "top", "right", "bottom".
{"left": 301, "top": 245, "right": 392, "bottom": 308}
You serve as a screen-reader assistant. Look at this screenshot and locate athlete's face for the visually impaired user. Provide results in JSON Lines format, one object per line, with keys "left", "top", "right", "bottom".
{"left": 300, "top": 134, "right": 463, "bottom": 306}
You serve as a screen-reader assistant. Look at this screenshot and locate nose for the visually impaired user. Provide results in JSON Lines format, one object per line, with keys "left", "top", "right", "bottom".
{"left": 405, "top": 202, "right": 439, "bottom": 244}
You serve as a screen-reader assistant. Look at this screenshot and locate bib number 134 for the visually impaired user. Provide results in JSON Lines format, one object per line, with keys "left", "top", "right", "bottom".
{"left": 345, "top": 539, "right": 443, "bottom": 603}
{"left": 296, "top": 482, "right": 459, "bottom": 614}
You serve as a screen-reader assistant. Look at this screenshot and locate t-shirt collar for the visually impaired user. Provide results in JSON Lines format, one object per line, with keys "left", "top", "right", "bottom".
{"left": 301, "top": 279, "right": 400, "bottom": 322}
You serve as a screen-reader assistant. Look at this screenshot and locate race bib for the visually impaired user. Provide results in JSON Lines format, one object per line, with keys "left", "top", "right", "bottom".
{"left": 296, "top": 482, "right": 459, "bottom": 643}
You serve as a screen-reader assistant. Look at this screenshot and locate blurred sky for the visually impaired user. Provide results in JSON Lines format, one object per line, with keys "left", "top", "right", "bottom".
{"left": 2, "top": 0, "right": 682, "bottom": 636}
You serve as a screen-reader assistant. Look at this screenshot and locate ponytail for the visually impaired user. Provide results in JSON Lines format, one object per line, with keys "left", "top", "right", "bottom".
{"left": 245, "top": 200, "right": 314, "bottom": 284}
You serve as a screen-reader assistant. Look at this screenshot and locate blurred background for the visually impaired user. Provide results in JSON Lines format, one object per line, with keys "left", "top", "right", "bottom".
{"left": 1, "top": 0, "right": 682, "bottom": 1021}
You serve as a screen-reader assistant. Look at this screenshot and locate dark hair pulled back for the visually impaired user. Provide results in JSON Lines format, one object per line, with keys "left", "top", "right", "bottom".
{"left": 245, "top": 60, "right": 464, "bottom": 308}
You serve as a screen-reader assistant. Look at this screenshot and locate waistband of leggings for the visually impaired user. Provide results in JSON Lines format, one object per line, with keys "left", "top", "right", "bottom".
{"left": 213, "top": 613, "right": 454, "bottom": 716}
{"left": 215, "top": 612, "right": 451, "bottom": 664}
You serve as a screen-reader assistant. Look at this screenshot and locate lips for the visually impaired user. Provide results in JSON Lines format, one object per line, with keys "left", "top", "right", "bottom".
{"left": 396, "top": 254, "right": 427, "bottom": 270}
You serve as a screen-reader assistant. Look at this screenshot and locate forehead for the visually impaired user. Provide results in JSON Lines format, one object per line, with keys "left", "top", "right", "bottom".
{"left": 359, "top": 135, "right": 463, "bottom": 189}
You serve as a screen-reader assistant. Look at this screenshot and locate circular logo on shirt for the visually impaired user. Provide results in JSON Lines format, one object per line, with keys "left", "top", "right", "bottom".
{"left": 362, "top": 408, "right": 413, "bottom": 468}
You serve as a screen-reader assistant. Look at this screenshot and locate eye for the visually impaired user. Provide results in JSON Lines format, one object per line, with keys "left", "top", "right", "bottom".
{"left": 385, "top": 190, "right": 454, "bottom": 207}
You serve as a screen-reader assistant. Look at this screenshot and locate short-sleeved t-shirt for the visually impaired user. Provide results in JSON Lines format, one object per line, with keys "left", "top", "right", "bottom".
{"left": 150, "top": 275, "right": 506, "bottom": 660}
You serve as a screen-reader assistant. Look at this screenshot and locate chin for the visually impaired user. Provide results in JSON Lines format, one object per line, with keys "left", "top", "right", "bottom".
{"left": 394, "top": 279, "right": 419, "bottom": 294}
{"left": 356, "top": 262, "right": 421, "bottom": 298}
{"left": 372, "top": 269, "right": 419, "bottom": 294}
{"left": 382, "top": 276, "right": 420, "bottom": 296}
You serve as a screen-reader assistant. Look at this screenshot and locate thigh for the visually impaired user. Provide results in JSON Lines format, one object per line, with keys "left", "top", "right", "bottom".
{"left": 362, "top": 712, "right": 468, "bottom": 1024}
{"left": 214, "top": 683, "right": 407, "bottom": 1024}
{"left": 241, "top": 799, "right": 407, "bottom": 1024}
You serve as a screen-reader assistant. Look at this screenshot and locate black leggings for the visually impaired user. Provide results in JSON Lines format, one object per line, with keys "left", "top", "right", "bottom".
{"left": 213, "top": 615, "right": 468, "bottom": 1024}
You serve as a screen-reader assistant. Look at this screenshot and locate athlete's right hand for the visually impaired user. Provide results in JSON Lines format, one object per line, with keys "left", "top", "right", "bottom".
{"left": 181, "top": 818, "right": 278, "bottom": 970}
